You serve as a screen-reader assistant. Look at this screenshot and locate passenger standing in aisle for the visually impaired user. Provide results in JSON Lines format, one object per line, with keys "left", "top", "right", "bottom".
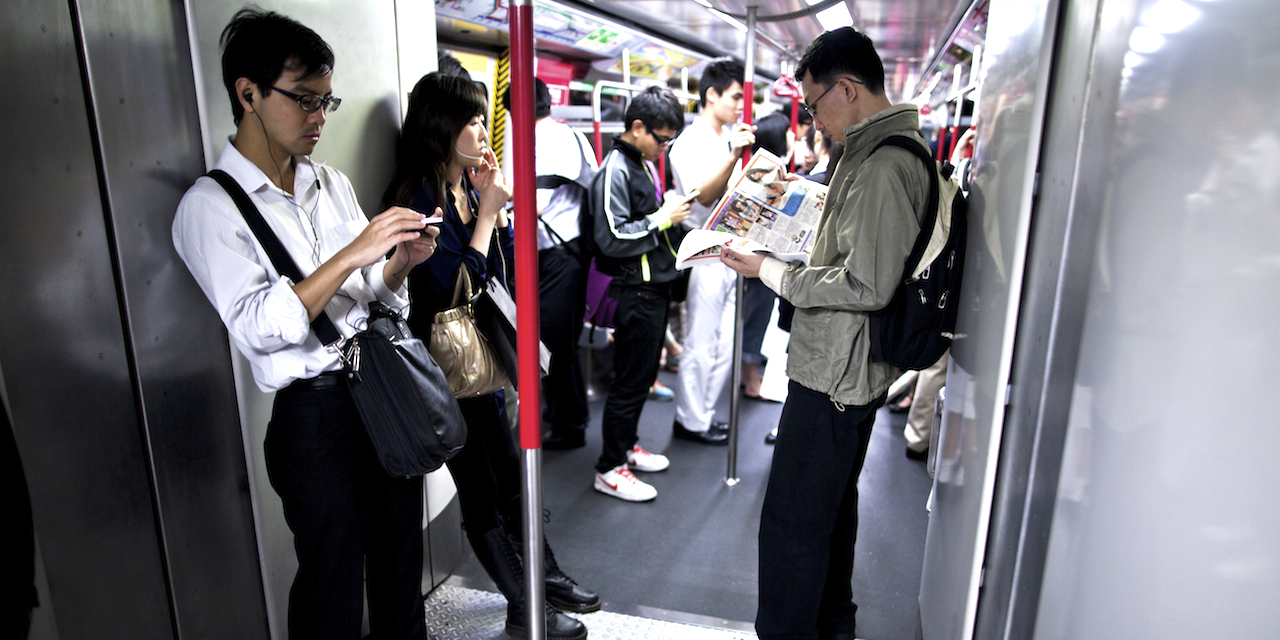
{"left": 667, "top": 58, "right": 755, "bottom": 445}
{"left": 520, "top": 78, "right": 598, "bottom": 451}
{"left": 384, "top": 72, "right": 597, "bottom": 640}
{"left": 172, "top": 10, "right": 437, "bottom": 639}
{"left": 588, "top": 86, "right": 690, "bottom": 502}
{"left": 721, "top": 27, "right": 932, "bottom": 639}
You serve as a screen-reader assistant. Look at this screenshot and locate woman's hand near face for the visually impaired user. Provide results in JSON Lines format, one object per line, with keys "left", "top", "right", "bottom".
{"left": 474, "top": 147, "right": 511, "bottom": 225}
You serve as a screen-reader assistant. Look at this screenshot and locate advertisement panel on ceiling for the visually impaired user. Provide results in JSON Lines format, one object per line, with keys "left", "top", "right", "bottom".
{"left": 435, "top": 0, "right": 636, "bottom": 54}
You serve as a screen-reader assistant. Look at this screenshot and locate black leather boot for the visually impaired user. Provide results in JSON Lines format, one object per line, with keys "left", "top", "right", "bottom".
{"left": 468, "top": 527, "right": 588, "bottom": 640}
{"left": 502, "top": 503, "right": 602, "bottom": 613}
{"left": 543, "top": 539, "right": 602, "bottom": 613}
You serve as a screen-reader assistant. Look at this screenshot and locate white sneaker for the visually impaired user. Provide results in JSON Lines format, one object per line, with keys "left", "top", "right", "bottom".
{"left": 594, "top": 465, "right": 657, "bottom": 502}
{"left": 626, "top": 445, "right": 670, "bottom": 472}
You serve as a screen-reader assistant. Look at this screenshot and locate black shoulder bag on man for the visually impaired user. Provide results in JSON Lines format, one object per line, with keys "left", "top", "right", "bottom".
{"left": 207, "top": 170, "right": 466, "bottom": 478}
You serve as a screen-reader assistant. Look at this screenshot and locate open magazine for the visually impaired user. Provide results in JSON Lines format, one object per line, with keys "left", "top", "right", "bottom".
{"left": 675, "top": 148, "right": 827, "bottom": 269}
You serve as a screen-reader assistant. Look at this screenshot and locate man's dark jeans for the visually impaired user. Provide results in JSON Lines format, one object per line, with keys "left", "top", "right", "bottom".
{"left": 756, "top": 381, "right": 883, "bottom": 640}
{"left": 596, "top": 283, "right": 670, "bottom": 472}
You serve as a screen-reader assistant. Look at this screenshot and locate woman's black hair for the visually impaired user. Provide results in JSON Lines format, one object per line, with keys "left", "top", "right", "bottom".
{"left": 383, "top": 72, "right": 488, "bottom": 209}
{"left": 752, "top": 111, "right": 791, "bottom": 157}
{"left": 220, "top": 7, "right": 334, "bottom": 125}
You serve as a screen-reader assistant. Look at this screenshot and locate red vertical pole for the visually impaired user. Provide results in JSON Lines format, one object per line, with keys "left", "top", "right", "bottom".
{"left": 510, "top": 1, "right": 540, "bottom": 451}
{"left": 789, "top": 95, "right": 799, "bottom": 173}
{"left": 593, "top": 120, "right": 603, "bottom": 166}
{"left": 741, "top": 80, "right": 754, "bottom": 167}
{"left": 510, "top": 2, "right": 547, "bottom": 636}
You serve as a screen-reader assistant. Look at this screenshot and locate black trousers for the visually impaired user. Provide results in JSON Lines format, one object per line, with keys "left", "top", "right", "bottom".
{"left": 596, "top": 283, "right": 670, "bottom": 472}
{"left": 756, "top": 381, "right": 883, "bottom": 640}
{"left": 265, "top": 383, "right": 425, "bottom": 640}
{"left": 539, "top": 241, "right": 589, "bottom": 436}
{"left": 446, "top": 392, "right": 523, "bottom": 532}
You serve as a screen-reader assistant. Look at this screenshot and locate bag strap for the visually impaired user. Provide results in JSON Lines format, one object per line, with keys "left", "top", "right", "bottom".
{"left": 871, "top": 136, "right": 941, "bottom": 279}
{"left": 450, "top": 265, "right": 474, "bottom": 308}
{"left": 206, "top": 170, "right": 343, "bottom": 347}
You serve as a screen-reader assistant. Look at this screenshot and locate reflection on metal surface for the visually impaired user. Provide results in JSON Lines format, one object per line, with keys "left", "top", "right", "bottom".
{"left": 918, "top": 0, "right": 1059, "bottom": 638}
{"left": 1034, "top": 1, "right": 1280, "bottom": 637}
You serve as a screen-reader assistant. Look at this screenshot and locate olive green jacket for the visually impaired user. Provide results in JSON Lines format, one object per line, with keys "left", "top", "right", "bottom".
{"left": 779, "top": 104, "right": 931, "bottom": 406}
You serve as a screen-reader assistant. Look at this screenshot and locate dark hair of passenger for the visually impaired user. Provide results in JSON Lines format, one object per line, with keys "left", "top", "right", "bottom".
{"left": 500, "top": 77, "right": 553, "bottom": 119}
{"left": 794, "top": 27, "right": 885, "bottom": 95}
{"left": 382, "top": 72, "right": 489, "bottom": 209}
{"left": 752, "top": 112, "right": 791, "bottom": 157}
{"left": 219, "top": 7, "right": 334, "bottom": 125}
{"left": 624, "top": 86, "right": 684, "bottom": 135}
{"left": 437, "top": 52, "right": 472, "bottom": 80}
{"left": 698, "top": 58, "right": 745, "bottom": 107}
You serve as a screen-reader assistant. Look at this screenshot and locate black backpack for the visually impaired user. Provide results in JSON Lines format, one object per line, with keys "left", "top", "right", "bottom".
{"left": 867, "top": 135, "right": 968, "bottom": 370}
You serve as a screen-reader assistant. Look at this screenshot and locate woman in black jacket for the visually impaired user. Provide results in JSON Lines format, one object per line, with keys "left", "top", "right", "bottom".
{"left": 384, "top": 72, "right": 596, "bottom": 640}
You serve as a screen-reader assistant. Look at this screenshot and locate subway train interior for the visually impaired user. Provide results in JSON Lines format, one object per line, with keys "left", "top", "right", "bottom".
{"left": 2, "top": 0, "right": 1278, "bottom": 638}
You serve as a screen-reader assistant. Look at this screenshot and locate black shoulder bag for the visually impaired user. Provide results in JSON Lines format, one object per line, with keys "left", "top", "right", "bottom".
{"left": 207, "top": 170, "right": 466, "bottom": 478}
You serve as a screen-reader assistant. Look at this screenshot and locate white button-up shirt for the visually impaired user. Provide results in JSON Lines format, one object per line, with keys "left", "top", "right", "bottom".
{"left": 172, "top": 139, "right": 407, "bottom": 392}
{"left": 668, "top": 116, "right": 733, "bottom": 229}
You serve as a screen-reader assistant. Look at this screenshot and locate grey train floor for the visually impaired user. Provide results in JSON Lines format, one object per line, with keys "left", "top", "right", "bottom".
{"left": 442, "top": 362, "right": 934, "bottom": 640}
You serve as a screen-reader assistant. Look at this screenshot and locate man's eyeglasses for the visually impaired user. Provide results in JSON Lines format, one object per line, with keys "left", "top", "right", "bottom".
{"left": 650, "top": 130, "right": 674, "bottom": 148}
{"left": 799, "top": 78, "right": 863, "bottom": 119}
{"left": 269, "top": 86, "right": 342, "bottom": 113}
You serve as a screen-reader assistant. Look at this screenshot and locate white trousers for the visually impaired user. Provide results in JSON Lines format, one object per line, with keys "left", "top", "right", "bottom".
{"left": 675, "top": 264, "right": 737, "bottom": 432}
{"left": 905, "top": 349, "right": 950, "bottom": 452}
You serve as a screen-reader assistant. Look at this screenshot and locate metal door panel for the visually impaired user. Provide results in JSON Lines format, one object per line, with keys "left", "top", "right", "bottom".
{"left": 918, "top": 0, "right": 1061, "bottom": 637}
{"left": 73, "top": 0, "right": 273, "bottom": 636}
{"left": 1033, "top": 1, "right": 1280, "bottom": 637}
{"left": 0, "top": 0, "right": 173, "bottom": 636}
{"left": 971, "top": 0, "right": 1121, "bottom": 635}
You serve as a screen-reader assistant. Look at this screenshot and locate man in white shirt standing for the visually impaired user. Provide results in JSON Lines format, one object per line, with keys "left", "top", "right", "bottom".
{"left": 667, "top": 58, "right": 756, "bottom": 444}
{"left": 171, "top": 9, "right": 437, "bottom": 640}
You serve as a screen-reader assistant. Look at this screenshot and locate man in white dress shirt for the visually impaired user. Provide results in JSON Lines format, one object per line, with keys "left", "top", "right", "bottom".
{"left": 171, "top": 9, "right": 436, "bottom": 640}
{"left": 667, "top": 58, "right": 756, "bottom": 444}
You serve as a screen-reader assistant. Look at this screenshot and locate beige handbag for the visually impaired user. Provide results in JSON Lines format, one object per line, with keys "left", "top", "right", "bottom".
{"left": 428, "top": 267, "right": 510, "bottom": 398}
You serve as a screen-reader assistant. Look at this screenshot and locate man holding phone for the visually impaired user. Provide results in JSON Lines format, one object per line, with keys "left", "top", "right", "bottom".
{"left": 668, "top": 58, "right": 756, "bottom": 445}
{"left": 588, "top": 86, "right": 690, "bottom": 502}
{"left": 171, "top": 9, "right": 437, "bottom": 639}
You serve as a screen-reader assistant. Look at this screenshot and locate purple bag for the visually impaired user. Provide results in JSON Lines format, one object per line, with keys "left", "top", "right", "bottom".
{"left": 582, "top": 258, "right": 617, "bottom": 328}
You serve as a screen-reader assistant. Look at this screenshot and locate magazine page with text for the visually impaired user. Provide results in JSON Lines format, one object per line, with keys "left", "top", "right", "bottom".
{"left": 676, "top": 149, "right": 827, "bottom": 269}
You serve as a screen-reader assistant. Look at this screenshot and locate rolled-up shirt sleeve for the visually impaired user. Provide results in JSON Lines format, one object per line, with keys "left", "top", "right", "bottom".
{"left": 174, "top": 188, "right": 314, "bottom": 353}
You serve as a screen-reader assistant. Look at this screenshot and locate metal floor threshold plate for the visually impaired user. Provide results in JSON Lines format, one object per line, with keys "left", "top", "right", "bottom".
{"left": 425, "top": 580, "right": 758, "bottom": 640}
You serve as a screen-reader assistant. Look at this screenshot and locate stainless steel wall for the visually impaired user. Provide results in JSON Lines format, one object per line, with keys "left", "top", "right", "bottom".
{"left": 0, "top": 0, "right": 260, "bottom": 637}
{"left": 918, "top": 0, "right": 1060, "bottom": 637}
{"left": 1029, "top": 0, "right": 1280, "bottom": 637}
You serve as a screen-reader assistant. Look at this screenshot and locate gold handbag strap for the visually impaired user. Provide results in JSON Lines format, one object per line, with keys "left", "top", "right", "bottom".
{"left": 450, "top": 266, "right": 474, "bottom": 308}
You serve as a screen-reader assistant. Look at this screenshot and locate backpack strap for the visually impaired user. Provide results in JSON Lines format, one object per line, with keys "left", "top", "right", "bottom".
{"left": 872, "top": 135, "right": 941, "bottom": 281}
{"left": 206, "top": 170, "right": 343, "bottom": 348}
